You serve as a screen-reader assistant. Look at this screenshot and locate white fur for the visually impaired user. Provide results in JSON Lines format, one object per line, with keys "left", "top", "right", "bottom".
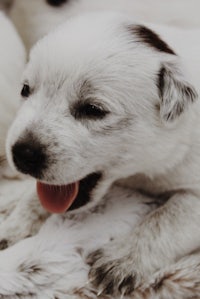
{"left": 10, "top": 0, "right": 200, "bottom": 50}
{"left": 0, "top": 11, "right": 25, "bottom": 174}
{"left": 1, "top": 177, "right": 200, "bottom": 299}
{"left": 0, "top": 178, "right": 155, "bottom": 298}
{"left": 4, "top": 11, "right": 200, "bottom": 298}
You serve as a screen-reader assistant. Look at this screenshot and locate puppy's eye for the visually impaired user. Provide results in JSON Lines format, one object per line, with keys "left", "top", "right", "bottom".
{"left": 74, "top": 102, "right": 109, "bottom": 120}
{"left": 46, "top": 0, "right": 68, "bottom": 6}
{"left": 21, "top": 84, "right": 31, "bottom": 98}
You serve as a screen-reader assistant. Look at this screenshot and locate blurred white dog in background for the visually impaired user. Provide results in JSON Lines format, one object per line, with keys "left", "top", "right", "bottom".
{"left": 10, "top": 0, "right": 200, "bottom": 50}
{"left": 0, "top": 11, "right": 25, "bottom": 176}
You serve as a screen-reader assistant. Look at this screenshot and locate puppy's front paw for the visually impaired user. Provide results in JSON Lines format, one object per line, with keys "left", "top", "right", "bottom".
{"left": 87, "top": 248, "right": 143, "bottom": 296}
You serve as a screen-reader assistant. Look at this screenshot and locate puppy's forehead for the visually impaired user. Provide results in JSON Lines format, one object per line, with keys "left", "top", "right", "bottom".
{"left": 30, "top": 13, "right": 127, "bottom": 69}
{"left": 27, "top": 13, "right": 167, "bottom": 93}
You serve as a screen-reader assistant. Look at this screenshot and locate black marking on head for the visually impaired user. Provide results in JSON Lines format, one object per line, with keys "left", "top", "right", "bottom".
{"left": 128, "top": 25, "right": 176, "bottom": 55}
{"left": 0, "top": 239, "right": 8, "bottom": 250}
{"left": 157, "top": 63, "right": 198, "bottom": 122}
{"left": 157, "top": 66, "right": 166, "bottom": 98}
{"left": 69, "top": 172, "right": 102, "bottom": 211}
{"left": 46, "top": 0, "right": 69, "bottom": 7}
{"left": 92, "top": 265, "right": 109, "bottom": 285}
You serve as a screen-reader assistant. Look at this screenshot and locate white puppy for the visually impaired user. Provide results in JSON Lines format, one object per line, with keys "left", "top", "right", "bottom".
{"left": 5, "top": 12, "right": 200, "bottom": 297}
{"left": 10, "top": 0, "right": 200, "bottom": 50}
{"left": 0, "top": 11, "right": 25, "bottom": 175}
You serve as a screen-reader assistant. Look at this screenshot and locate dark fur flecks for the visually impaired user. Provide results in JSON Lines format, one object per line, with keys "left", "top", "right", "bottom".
{"left": 128, "top": 25, "right": 176, "bottom": 55}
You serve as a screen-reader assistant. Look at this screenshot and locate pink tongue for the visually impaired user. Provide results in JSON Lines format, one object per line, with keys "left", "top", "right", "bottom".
{"left": 37, "top": 181, "right": 79, "bottom": 214}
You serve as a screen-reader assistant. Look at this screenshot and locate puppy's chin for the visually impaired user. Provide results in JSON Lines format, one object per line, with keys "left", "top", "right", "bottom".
{"left": 36, "top": 172, "right": 103, "bottom": 214}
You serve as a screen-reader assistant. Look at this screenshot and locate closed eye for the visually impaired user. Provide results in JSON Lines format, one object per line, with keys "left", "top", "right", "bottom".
{"left": 73, "top": 101, "right": 109, "bottom": 120}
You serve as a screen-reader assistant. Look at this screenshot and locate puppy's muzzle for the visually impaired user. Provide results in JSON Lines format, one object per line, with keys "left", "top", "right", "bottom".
{"left": 12, "top": 138, "right": 47, "bottom": 178}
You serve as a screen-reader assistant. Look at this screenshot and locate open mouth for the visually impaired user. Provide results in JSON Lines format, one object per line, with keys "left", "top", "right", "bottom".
{"left": 36, "top": 172, "right": 102, "bottom": 214}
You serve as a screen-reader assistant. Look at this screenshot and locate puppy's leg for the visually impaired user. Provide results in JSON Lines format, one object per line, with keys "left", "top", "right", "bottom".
{"left": 0, "top": 224, "right": 88, "bottom": 299}
{"left": 0, "top": 179, "right": 49, "bottom": 249}
{"left": 134, "top": 252, "right": 200, "bottom": 299}
{"left": 88, "top": 191, "right": 200, "bottom": 296}
{"left": 0, "top": 186, "right": 155, "bottom": 298}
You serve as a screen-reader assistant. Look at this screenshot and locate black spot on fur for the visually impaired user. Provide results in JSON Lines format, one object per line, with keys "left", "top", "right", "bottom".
{"left": 152, "top": 277, "right": 165, "bottom": 292}
{"left": 157, "top": 66, "right": 166, "bottom": 99}
{"left": 151, "top": 273, "right": 174, "bottom": 292}
{"left": 183, "top": 86, "right": 197, "bottom": 103}
{"left": 46, "top": 0, "right": 69, "bottom": 7}
{"left": 86, "top": 249, "right": 104, "bottom": 266}
{"left": 68, "top": 172, "right": 102, "bottom": 210}
{"left": 118, "top": 275, "right": 136, "bottom": 295}
{"left": 128, "top": 25, "right": 176, "bottom": 55}
{"left": 104, "top": 280, "right": 115, "bottom": 295}
{"left": 157, "top": 63, "right": 198, "bottom": 121}
{"left": 92, "top": 265, "right": 111, "bottom": 285}
{"left": 0, "top": 239, "right": 8, "bottom": 250}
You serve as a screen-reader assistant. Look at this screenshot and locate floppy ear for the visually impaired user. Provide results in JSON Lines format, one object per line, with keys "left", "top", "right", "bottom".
{"left": 157, "top": 61, "right": 198, "bottom": 122}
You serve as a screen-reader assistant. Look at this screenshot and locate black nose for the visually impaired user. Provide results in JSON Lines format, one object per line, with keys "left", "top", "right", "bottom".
{"left": 12, "top": 141, "right": 47, "bottom": 178}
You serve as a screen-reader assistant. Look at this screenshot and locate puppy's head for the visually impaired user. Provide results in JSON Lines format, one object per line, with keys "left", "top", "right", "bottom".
{"left": 7, "top": 13, "right": 198, "bottom": 213}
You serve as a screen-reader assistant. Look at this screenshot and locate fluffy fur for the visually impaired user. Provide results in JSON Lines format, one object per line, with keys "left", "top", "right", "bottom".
{"left": 0, "top": 178, "right": 156, "bottom": 299}
{"left": 0, "top": 11, "right": 25, "bottom": 175}
{"left": 10, "top": 0, "right": 200, "bottom": 50}
{"left": 3, "top": 11, "right": 200, "bottom": 298}
{"left": 1, "top": 178, "right": 200, "bottom": 299}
